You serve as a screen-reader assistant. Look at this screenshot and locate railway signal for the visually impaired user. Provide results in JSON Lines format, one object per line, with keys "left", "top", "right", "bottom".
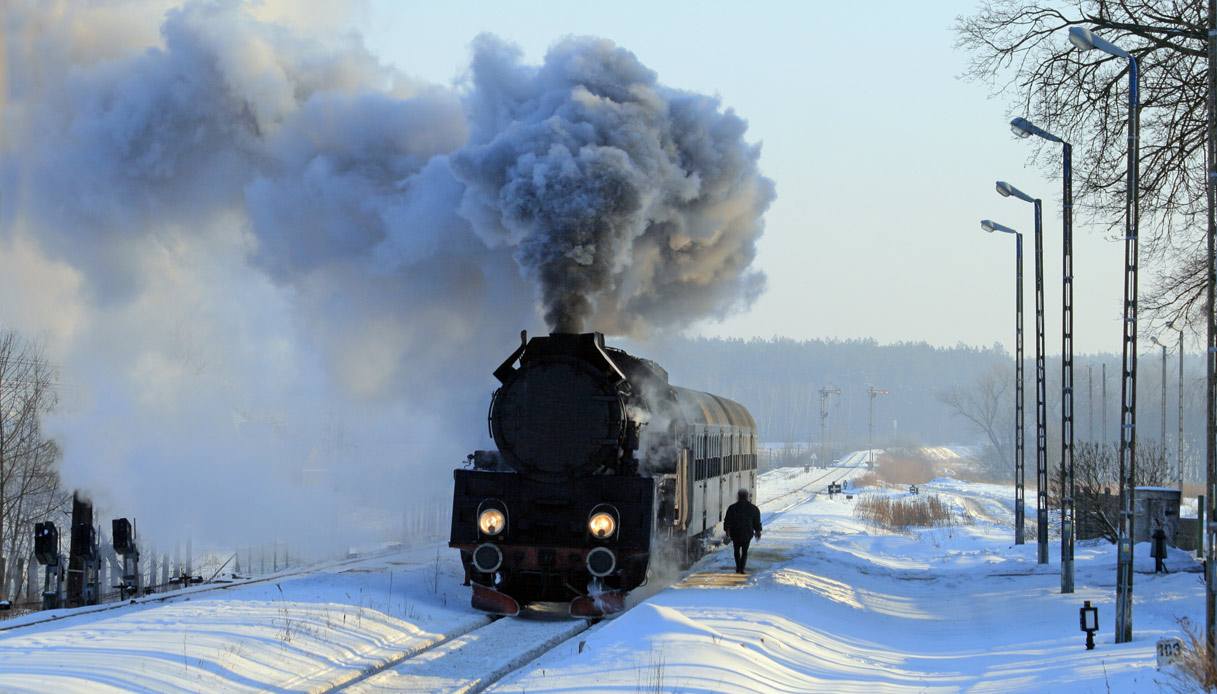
{"left": 867, "top": 388, "right": 889, "bottom": 469}
{"left": 818, "top": 387, "right": 841, "bottom": 464}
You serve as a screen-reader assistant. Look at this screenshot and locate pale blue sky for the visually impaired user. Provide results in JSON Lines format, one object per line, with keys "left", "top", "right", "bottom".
{"left": 355, "top": 1, "right": 1133, "bottom": 356}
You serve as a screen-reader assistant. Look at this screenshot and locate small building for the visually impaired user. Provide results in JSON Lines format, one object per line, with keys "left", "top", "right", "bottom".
{"left": 1133, "top": 487, "right": 1181, "bottom": 546}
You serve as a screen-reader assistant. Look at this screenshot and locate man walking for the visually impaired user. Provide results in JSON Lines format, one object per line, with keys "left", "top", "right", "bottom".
{"left": 1151, "top": 520, "right": 1168, "bottom": 574}
{"left": 723, "top": 488, "right": 762, "bottom": 574}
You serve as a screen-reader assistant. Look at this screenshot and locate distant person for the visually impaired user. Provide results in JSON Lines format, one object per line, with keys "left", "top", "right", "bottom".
{"left": 1151, "top": 520, "right": 1168, "bottom": 574}
{"left": 723, "top": 488, "right": 762, "bottom": 574}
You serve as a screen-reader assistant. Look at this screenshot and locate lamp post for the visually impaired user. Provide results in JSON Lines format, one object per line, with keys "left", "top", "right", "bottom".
{"left": 1207, "top": 0, "right": 1217, "bottom": 660}
{"left": 1152, "top": 336, "right": 1168, "bottom": 453}
{"left": 982, "top": 218, "right": 1026, "bottom": 545}
{"left": 1012, "top": 115, "right": 1076, "bottom": 592}
{"left": 1069, "top": 25, "right": 1139, "bottom": 645}
{"left": 1166, "top": 321, "right": 1184, "bottom": 491}
{"left": 996, "top": 181, "right": 1048, "bottom": 566}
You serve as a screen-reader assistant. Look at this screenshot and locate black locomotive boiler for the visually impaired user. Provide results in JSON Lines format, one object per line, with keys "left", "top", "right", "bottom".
{"left": 449, "top": 331, "right": 757, "bottom": 617}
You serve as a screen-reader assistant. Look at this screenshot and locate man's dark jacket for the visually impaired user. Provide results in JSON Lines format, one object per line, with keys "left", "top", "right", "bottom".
{"left": 723, "top": 499, "right": 762, "bottom": 542}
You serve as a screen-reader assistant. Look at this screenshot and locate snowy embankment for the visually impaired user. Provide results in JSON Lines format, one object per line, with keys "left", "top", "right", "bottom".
{"left": 490, "top": 475, "right": 1203, "bottom": 694}
{"left": 0, "top": 459, "right": 1203, "bottom": 693}
{"left": 0, "top": 549, "right": 490, "bottom": 693}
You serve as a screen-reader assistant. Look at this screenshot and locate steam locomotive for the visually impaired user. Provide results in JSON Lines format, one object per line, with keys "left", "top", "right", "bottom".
{"left": 449, "top": 331, "right": 757, "bottom": 617}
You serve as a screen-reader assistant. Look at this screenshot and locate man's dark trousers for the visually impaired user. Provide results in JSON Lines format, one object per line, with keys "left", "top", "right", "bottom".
{"left": 733, "top": 538, "right": 751, "bottom": 573}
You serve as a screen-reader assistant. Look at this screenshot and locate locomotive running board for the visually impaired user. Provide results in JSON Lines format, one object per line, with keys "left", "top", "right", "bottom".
{"left": 471, "top": 583, "right": 520, "bottom": 616}
{"left": 570, "top": 591, "right": 625, "bottom": 618}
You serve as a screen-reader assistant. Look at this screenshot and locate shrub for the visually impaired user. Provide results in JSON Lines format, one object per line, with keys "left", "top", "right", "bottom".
{"left": 1163, "top": 617, "right": 1217, "bottom": 693}
{"left": 854, "top": 494, "right": 954, "bottom": 531}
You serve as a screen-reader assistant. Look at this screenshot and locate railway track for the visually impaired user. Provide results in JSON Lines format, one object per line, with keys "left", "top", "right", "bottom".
{"left": 319, "top": 464, "right": 854, "bottom": 694}
{"left": 758, "top": 463, "right": 861, "bottom": 518}
{"left": 0, "top": 547, "right": 414, "bottom": 634}
{"left": 327, "top": 607, "right": 589, "bottom": 694}
{"left": 0, "top": 464, "right": 846, "bottom": 693}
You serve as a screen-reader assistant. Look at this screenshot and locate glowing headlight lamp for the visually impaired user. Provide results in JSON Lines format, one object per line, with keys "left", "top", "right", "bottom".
{"left": 588, "top": 512, "right": 617, "bottom": 539}
{"left": 478, "top": 509, "right": 506, "bottom": 536}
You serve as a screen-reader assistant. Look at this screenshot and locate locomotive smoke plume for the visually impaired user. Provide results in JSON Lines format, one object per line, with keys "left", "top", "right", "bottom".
{"left": 452, "top": 36, "right": 774, "bottom": 335}
{"left": 0, "top": 1, "right": 771, "bottom": 550}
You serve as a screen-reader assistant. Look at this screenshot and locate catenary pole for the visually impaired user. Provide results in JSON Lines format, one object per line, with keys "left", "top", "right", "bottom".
{"left": 1067, "top": 25, "right": 1139, "bottom": 643}
{"left": 1206, "top": 0, "right": 1217, "bottom": 660}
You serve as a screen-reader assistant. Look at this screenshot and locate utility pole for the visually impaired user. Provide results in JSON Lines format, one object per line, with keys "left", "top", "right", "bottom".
{"left": 1171, "top": 324, "right": 1183, "bottom": 490}
{"left": 1206, "top": 0, "right": 1217, "bottom": 660}
{"left": 1088, "top": 365, "right": 1094, "bottom": 442}
{"left": 1103, "top": 363, "right": 1108, "bottom": 446}
{"left": 984, "top": 218, "right": 1025, "bottom": 545}
{"left": 867, "top": 387, "right": 889, "bottom": 469}
{"left": 1061, "top": 138, "right": 1076, "bottom": 593}
{"left": 1069, "top": 24, "right": 1139, "bottom": 643}
{"left": 819, "top": 387, "right": 840, "bottom": 463}
{"left": 1153, "top": 337, "right": 1168, "bottom": 452}
{"left": 1007, "top": 119, "right": 1074, "bottom": 564}
{"left": 1113, "top": 49, "right": 1140, "bottom": 648}
{"left": 1033, "top": 197, "right": 1049, "bottom": 566}
{"left": 1017, "top": 237, "right": 1026, "bottom": 546}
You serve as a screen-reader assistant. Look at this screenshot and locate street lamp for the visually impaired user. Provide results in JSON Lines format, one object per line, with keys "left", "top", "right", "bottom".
{"left": 1166, "top": 321, "right": 1184, "bottom": 491}
{"left": 997, "top": 180, "right": 1049, "bottom": 566}
{"left": 1069, "top": 24, "right": 1140, "bottom": 645}
{"left": 982, "top": 218, "right": 1026, "bottom": 545}
{"left": 1152, "top": 336, "right": 1169, "bottom": 458}
{"left": 1012, "top": 115, "right": 1076, "bottom": 593}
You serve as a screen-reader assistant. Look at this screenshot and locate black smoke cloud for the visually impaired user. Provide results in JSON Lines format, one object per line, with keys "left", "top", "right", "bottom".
{"left": 1, "top": 1, "right": 772, "bottom": 549}
{"left": 452, "top": 35, "right": 773, "bottom": 334}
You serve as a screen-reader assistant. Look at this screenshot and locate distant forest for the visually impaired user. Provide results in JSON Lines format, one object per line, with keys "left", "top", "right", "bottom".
{"left": 627, "top": 336, "right": 1209, "bottom": 482}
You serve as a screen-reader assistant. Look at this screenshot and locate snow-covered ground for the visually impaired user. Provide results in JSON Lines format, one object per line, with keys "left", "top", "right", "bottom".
{"left": 0, "top": 456, "right": 1204, "bottom": 693}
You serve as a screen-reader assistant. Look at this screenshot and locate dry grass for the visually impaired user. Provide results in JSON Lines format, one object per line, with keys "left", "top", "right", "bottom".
{"left": 1162, "top": 617, "right": 1217, "bottom": 693}
{"left": 852, "top": 471, "right": 882, "bottom": 489}
{"left": 1181, "top": 483, "right": 1206, "bottom": 501}
{"left": 854, "top": 494, "right": 954, "bottom": 531}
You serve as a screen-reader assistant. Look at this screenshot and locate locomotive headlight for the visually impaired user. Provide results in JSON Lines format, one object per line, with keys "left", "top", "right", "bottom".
{"left": 588, "top": 512, "right": 616, "bottom": 539}
{"left": 478, "top": 509, "right": 506, "bottom": 536}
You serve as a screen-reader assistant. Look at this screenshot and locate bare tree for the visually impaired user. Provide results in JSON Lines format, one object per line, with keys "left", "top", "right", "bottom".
{"left": 1063, "top": 439, "right": 1171, "bottom": 542}
{"left": 0, "top": 332, "right": 67, "bottom": 601}
{"left": 937, "top": 364, "right": 1014, "bottom": 478}
{"left": 956, "top": 0, "right": 1209, "bottom": 322}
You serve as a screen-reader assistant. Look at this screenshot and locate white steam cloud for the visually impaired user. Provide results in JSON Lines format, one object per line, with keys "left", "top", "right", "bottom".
{"left": 1, "top": 1, "right": 772, "bottom": 552}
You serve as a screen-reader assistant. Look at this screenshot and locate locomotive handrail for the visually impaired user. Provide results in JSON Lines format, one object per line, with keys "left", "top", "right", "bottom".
{"left": 492, "top": 330, "right": 529, "bottom": 384}
{"left": 487, "top": 387, "right": 501, "bottom": 439}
